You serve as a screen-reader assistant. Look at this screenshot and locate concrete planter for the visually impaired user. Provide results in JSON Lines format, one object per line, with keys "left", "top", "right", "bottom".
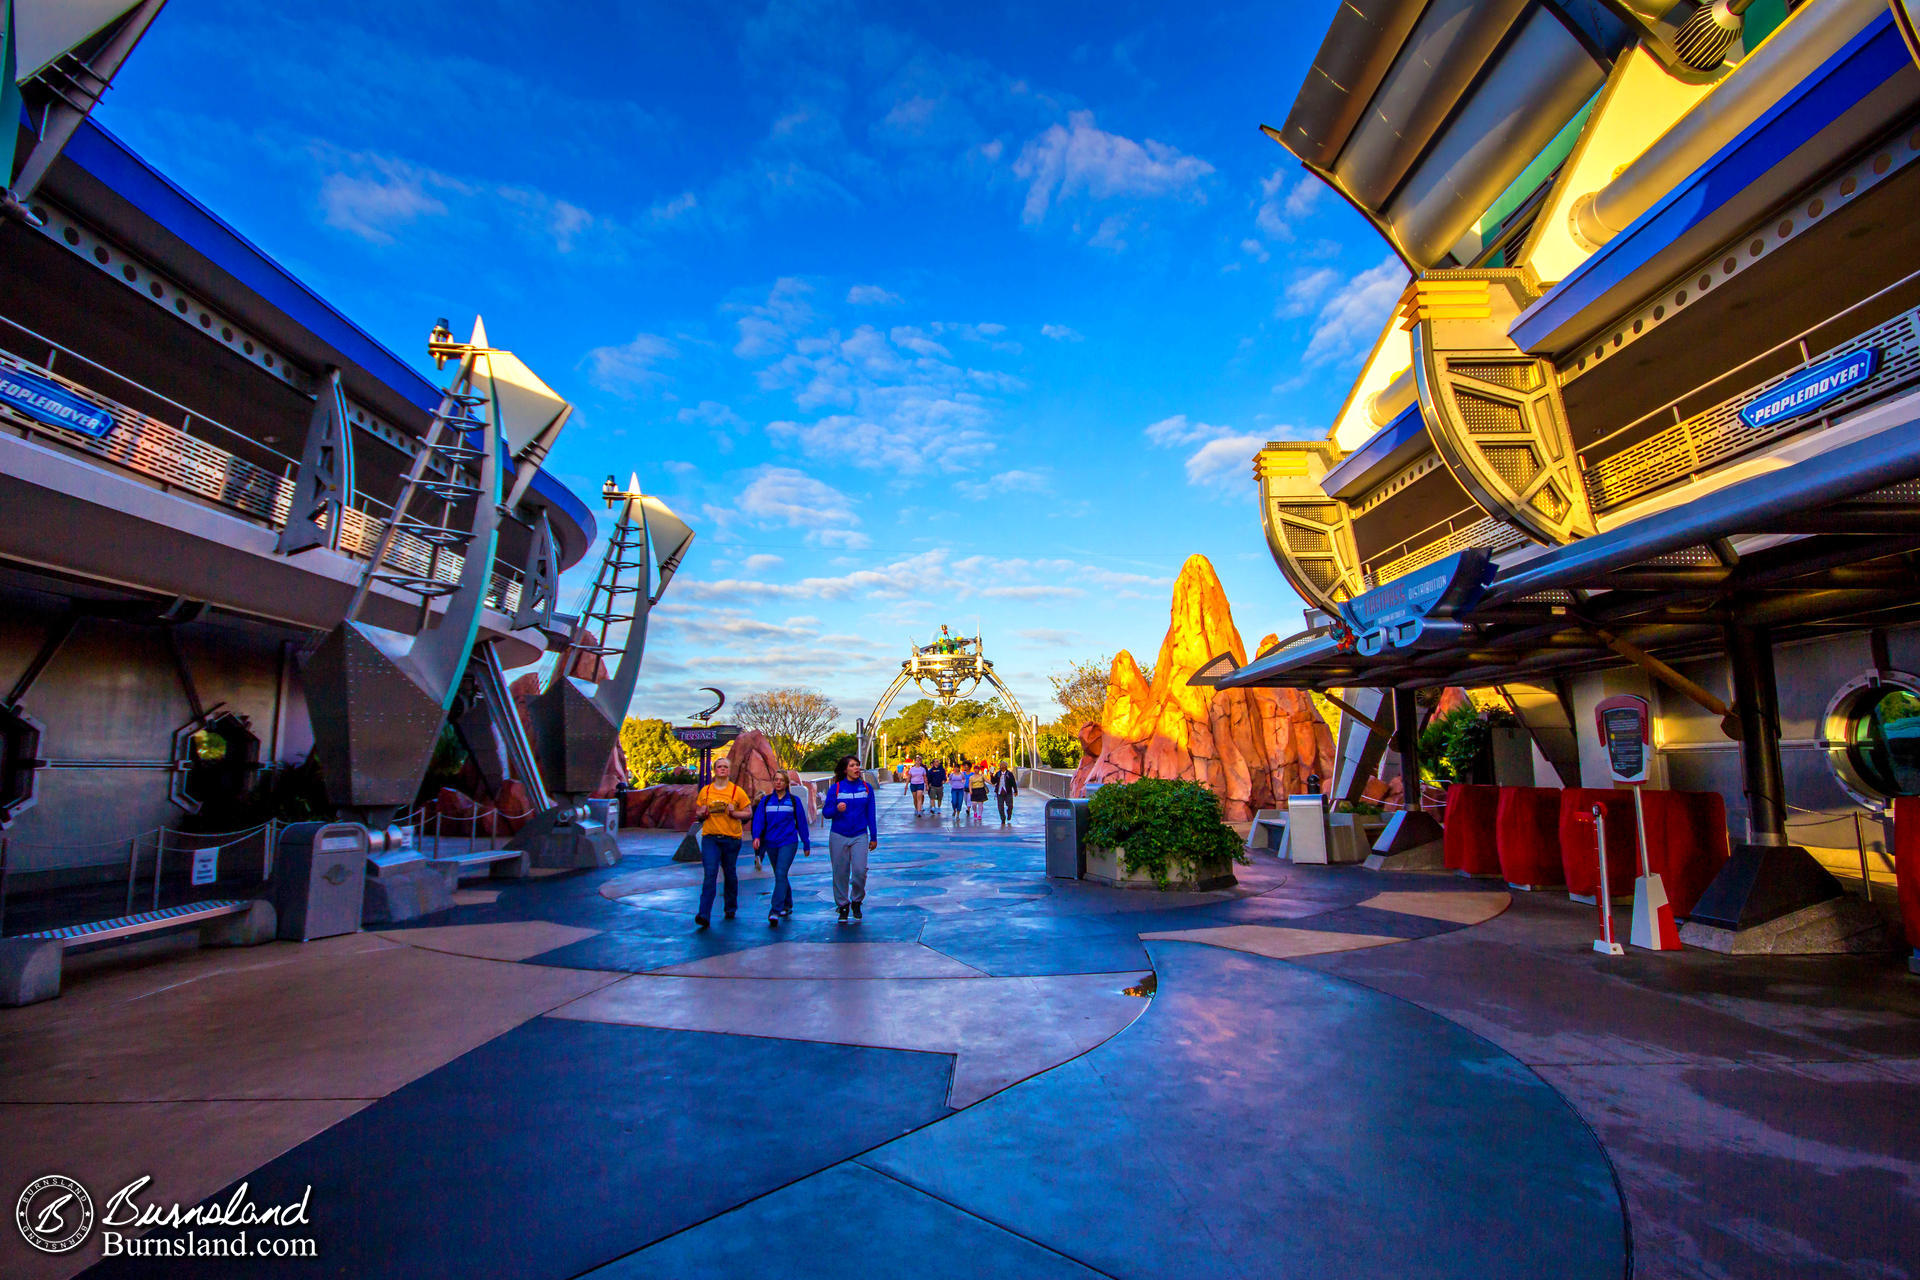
{"left": 1084, "top": 845, "right": 1237, "bottom": 891}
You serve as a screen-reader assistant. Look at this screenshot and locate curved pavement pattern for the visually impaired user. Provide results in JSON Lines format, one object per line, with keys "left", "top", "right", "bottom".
{"left": 66, "top": 783, "right": 1624, "bottom": 1280}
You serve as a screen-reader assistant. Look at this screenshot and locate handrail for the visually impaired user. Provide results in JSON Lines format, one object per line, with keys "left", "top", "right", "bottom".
{"left": 2, "top": 342, "right": 525, "bottom": 615}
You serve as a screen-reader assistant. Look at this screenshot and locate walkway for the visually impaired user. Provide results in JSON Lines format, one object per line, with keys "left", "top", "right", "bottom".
{"left": 2, "top": 784, "right": 1914, "bottom": 1278}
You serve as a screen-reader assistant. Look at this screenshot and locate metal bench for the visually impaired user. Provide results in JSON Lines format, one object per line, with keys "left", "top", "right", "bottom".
{"left": 20, "top": 898, "right": 257, "bottom": 950}
{"left": 3, "top": 896, "right": 277, "bottom": 1006}
{"left": 427, "top": 847, "right": 529, "bottom": 880}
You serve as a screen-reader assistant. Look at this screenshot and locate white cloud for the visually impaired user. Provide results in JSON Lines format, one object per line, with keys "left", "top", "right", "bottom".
{"left": 1240, "top": 237, "right": 1269, "bottom": 263}
{"left": 1182, "top": 434, "right": 1266, "bottom": 488}
{"left": 1013, "top": 110, "right": 1213, "bottom": 225}
{"left": 847, "top": 284, "right": 903, "bottom": 305}
{"left": 1041, "top": 324, "right": 1082, "bottom": 341}
{"left": 954, "top": 468, "right": 1050, "bottom": 500}
{"left": 1144, "top": 417, "right": 1264, "bottom": 489}
{"left": 676, "top": 400, "right": 745, "bottom": 430}
{"left": 734, "top": 277, "right": 815, "bottom": 360}
{"left": 1277, "top": 267, "right": 1343, "bottom": 319}
{"left": 735, "top": 466, "right": 860, "bottom": 530}
{"left": 1017, "top": 628, "right": 1081, "bottom": 647}
{"left": 1302, "top": 256, "right": 1409, "bottom": 366}
{"left": 980, "top": 584, "right": 1085, "bottom": 601}
{"left": 1256, "top": 169, "right": 1323, "bottom": 240}
{"left": 742, "top": 554, "right": 784, "bottom": 572}
{"left": 580, "top": 332, "right": 677, "bottom": 392}
{"left": 318, "top": 159, "right": 454, "bottom": 243}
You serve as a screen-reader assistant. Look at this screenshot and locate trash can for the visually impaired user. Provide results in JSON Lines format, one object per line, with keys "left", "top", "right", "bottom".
{"left": 273, "top": 822, "right": 368, "bottom": 940}
{"left": 1045, "top": 797, "right": 1090, "bottom": 879}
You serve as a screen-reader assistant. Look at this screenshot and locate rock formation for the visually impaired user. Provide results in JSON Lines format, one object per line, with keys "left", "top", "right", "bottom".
{"left": 1075, "top": 555, "right": 1340, "bottom": 821}
{"left": 621, "top": 784, "right": 699, "bottom": 831}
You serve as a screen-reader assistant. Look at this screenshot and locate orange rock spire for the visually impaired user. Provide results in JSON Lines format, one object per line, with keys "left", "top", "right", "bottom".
{"left": 1077, "top": 555, "right": 1339, "bottom": 820}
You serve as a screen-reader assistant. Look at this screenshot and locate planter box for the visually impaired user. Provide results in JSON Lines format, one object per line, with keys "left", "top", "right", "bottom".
{"left": 1084, "top": 845, "right": 1238, "bottom": 891}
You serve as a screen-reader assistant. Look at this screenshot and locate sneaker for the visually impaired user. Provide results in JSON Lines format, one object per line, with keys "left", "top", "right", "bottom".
{"left": 769, "top": 913, "right": 780, "bottom": 927}
{"left": 724, "top": 910, "right": 735, "bottom": 920}
{"left": 851, "top": 900, "right": 863, "bottom": 919}
{"left": 837, "top": 905, "right": 850, "bottom": 921}
{"left": 695, "top": 916, "right": 709, "bottom": 928}
{"left": 781, "top": 907, "right": 793, "bottom": 917}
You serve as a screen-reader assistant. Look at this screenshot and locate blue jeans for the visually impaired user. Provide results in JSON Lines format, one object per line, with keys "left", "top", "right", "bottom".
{"left": 767, "top": 842, "right": 799, "bottom": 915}
{"left": 950, "top": 787, "right": 965, "bottom": 812}
{"left": 699, "top": 834, "right": 741, "bottom": 919}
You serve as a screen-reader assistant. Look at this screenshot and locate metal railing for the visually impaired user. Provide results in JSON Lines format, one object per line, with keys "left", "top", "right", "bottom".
{"left": 1582, "top": 276, "right": 1920, "bottom": 515}
{"left": 0, "top": 332, "right": 524, "bottom": 616}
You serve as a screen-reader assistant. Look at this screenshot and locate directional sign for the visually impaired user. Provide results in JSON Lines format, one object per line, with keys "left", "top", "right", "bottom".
{"left": 0, "top": 366, "right": 115, "bottom": 438}
{"left": 1739, "top": 348, "right": 1878, "bottom": 431}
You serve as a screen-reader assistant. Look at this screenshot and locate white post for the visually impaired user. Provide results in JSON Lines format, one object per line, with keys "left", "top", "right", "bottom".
{"left": 1593, "top": 804, "right": 1622, "bottom": 955}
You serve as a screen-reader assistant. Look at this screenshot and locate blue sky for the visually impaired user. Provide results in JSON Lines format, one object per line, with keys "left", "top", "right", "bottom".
{"left": 98, "top": 0, "right": 1407, "bottom": 725}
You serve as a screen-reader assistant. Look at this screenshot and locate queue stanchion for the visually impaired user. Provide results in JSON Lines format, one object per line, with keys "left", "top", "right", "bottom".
{"left": 1590, "top": 804, "right": 1623, "bottom": 956}
{"left": 1629, "top": 785, "right": 1681, "bottom": 951}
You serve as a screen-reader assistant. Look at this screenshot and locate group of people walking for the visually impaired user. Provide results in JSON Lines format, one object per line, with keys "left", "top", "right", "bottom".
{"left": 905, "top": 756, "right": 1018, "bottom": 824}
{"left": 691, "top": 756, "right": 877, "bottom": 927}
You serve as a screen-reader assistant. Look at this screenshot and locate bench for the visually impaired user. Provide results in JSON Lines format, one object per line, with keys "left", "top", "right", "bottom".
{"left": 2, "top": 896, "right": 276, "bottom": 1007}
{"left": 19, "top": 898, "right": 260, "bottom": 949}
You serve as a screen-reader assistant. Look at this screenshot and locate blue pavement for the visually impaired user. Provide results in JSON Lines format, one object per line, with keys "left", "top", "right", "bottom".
{"left": 74, "top": 782, "right": 1628, "bottom": 1279}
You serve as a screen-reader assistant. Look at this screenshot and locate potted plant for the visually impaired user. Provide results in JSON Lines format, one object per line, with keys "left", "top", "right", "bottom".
{"left": 1083, "top": 778, "right": 1247, "bottom": 890}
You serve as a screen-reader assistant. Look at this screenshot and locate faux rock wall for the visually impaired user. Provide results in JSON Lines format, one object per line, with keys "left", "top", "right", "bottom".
{"left": 1074, "top": 555, "right": 1339, "bottom": 822}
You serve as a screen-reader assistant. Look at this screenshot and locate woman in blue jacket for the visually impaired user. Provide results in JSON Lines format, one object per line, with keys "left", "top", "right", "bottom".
{"left": 820, "top": 756, "right": 879, "bottom": 921}
{"left": 750, "top": 771, "right": 811, "bottom": 926}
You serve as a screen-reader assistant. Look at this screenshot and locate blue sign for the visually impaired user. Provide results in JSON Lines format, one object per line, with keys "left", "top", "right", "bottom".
{"left": 1340, "top": 549, "right": 1491, "bottom": 655}
{"left": 1739, "top": 348, "right": 1878, "bottom": 430}
{"left": 0, "top": 367, "right": 116, "bottom": 439}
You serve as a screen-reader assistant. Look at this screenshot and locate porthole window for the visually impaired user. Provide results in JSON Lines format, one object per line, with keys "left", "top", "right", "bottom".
{"left": 1824, "top": 670, "right": 1920, "bottom": 810}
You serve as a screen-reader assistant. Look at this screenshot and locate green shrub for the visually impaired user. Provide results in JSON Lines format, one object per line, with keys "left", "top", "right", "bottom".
{"left": 1085, "top": 778, "right": 1247, "bottom": 889}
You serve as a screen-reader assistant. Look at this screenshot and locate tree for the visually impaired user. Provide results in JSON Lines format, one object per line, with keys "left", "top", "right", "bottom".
{"left": 1038, "top": 728, "right": 1083, "bottom": 768}
{"left": 620, "top": 717, "right": 693, "bottom": 781}
{"left": 737, "top": 688, "right": 841, "bottom": 765}
{"left": 800, "top": 731, "right": 859, "bottom": 772}
{"left": 880, "top": 696, "right": 1018, "bottom": 763}
{"left": 1049, "top": 655, "right": 1157, "bottom": 732}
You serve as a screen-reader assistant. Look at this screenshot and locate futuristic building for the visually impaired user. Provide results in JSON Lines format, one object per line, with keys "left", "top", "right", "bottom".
{"left": 0, "top": 5, "right": 685, "bottom": 970}
{"left": 1214, "top": 0, "right": 1920, "bottom": 951}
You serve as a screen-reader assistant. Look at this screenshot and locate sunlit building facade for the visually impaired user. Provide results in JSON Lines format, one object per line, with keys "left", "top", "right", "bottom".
{"left": 1222, "top": 0, "right": 1920, "bottom": 952}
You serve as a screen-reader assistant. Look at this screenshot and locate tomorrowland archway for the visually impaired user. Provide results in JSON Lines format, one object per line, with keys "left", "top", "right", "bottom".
{"left": 857, "top": 628, "right": 1039, "bottom": 770}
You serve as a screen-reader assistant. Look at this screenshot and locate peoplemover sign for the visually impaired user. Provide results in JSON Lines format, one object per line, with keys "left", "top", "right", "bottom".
{"left": 0, "top": 367, "right": 115, "bottom": 439}
{"left": 1739, "top": 348, "right": 1879, "bottom": 430}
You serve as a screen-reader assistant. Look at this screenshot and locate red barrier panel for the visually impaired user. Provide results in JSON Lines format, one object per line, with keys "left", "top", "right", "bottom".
{"left": 1648, "top": 790, "right": 1731, "bottom": 919}
{"left": 1896, "top": 797, "right": 1920, "bottom": 950}
{"left": 1559, "top": 789, "right": 1639, "bottom": 900}
{"left": 1442, "top": 785, "right": 1502, "bottom": 874}
{"left": 1496, "top": 787, "right": 1564, "bottom": 889}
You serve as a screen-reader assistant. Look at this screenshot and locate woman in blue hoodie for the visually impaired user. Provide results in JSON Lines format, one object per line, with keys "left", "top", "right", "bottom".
{"left": 820, "top": 756, "right": 879, "bottom": 921}
{"left": 750, "top": 771, "right": 811, "bottom": 926}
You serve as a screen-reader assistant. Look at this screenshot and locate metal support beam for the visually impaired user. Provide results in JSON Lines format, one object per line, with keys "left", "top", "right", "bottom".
{"left": 1725, "top": 621, "right": 1787, "bottom": 847}
{"left": 1393, "top": 688, "right": 1420, "bottom": 812}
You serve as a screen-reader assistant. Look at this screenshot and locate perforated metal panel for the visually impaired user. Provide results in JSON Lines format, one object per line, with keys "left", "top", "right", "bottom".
{"left": 1453, "top": 361, "right": 1543, "bottom": 392}
{"left": 1586, "top": 304, "right": 1920, "bottom": 513}
{"left": 1484, "top": 444, "right": 1541, "bottom": 490}
{"left": 1458, "top": 392, "right": 1525, "bottom": 435}
{"left": 0, "top": 347, "right": 524, "bottom": 615}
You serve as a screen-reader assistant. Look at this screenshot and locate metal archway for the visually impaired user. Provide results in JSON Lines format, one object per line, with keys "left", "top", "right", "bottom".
{"left": 857, "top": 631, "right": 1039, "bottom": 770}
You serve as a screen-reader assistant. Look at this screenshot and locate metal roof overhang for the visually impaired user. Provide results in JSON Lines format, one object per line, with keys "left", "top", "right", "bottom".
{"left": 1511, "top": 11, "right": 1920, "bottom": 359}
{"left": 1277, "top": 0, "right": 1632, "bottom": 269}
{"left": 1214, "top": 392, "right": 1920, "bottom": 692}
{"left": 35, "top": 121, "right": 599, "bottom": 566}
{"left": 1321, "top": 402, "right": 1429, "bottom": 501}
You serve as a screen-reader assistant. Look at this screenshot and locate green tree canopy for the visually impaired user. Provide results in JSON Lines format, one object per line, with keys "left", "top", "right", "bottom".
{"left": 620, "top": 717, "right": 693, "bottom": 781}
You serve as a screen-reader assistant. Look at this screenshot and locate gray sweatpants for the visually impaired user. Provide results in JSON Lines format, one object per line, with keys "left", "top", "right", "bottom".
{"left": 829, "top": 831, "right": 868, "bottom": 908}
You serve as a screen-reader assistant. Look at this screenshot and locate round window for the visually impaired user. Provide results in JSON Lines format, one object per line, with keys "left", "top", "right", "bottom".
{"left": 1824, "top": 671, "right": 1920, "bottom": 810}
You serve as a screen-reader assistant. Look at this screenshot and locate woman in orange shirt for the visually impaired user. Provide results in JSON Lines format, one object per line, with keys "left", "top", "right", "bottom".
{"left": 693, "top": 758, "right": 753, "bottom": 926}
